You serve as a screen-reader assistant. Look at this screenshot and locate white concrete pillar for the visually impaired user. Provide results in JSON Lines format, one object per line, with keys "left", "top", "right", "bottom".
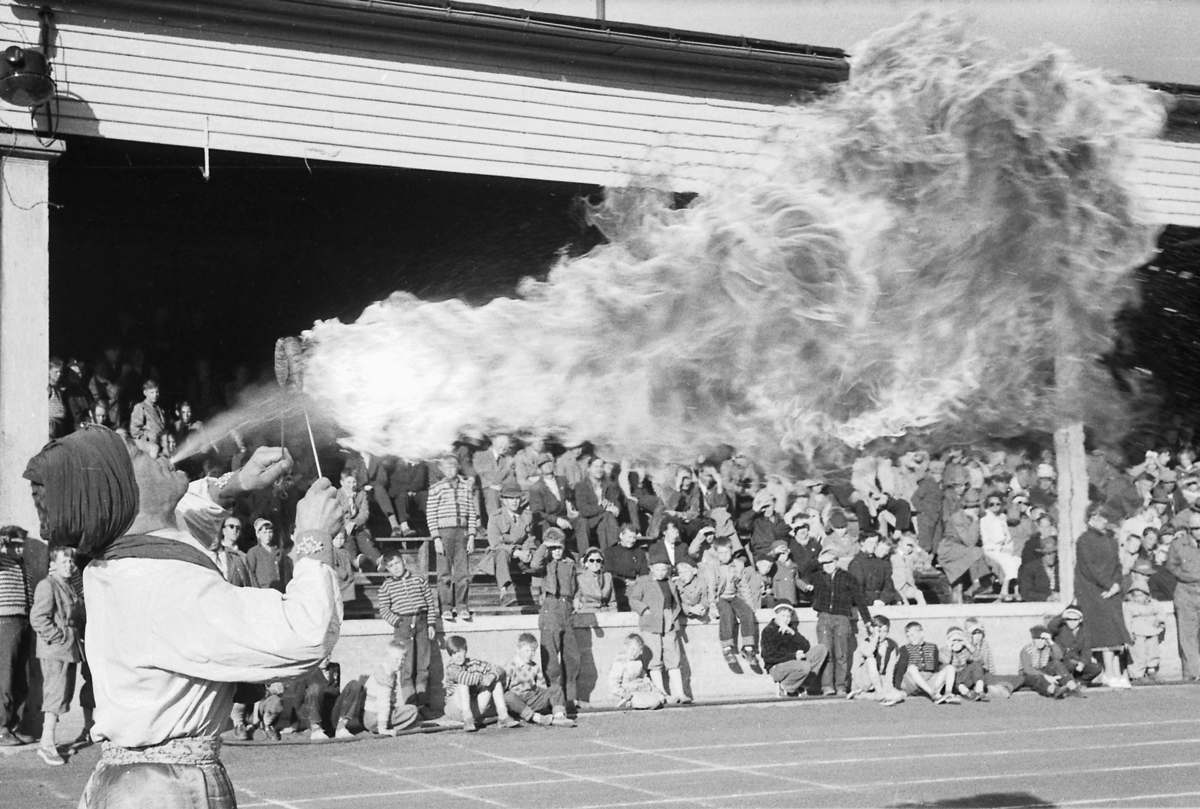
{"left": 0, "top": 132, "right": 63, "bottom": 535}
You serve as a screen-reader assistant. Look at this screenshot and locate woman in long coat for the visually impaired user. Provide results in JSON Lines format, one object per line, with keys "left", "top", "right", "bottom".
{"left": 937, "top": 489, "right": 993, "bottom": 601}
{"left": 1074, "top": 503, "right": 1132, "bottom": 688}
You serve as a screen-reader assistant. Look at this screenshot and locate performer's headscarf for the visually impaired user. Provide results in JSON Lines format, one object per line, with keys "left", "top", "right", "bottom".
{"left": 24, "top": 426, "right": 138, "bottom": 555}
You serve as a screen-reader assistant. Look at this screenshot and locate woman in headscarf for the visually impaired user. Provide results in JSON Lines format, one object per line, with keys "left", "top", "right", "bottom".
{"left": 25, "top": 426, "right": 343, "bottom": 809}
{"left": 1074, "top": 502, "right": 1133, "bottom": 689}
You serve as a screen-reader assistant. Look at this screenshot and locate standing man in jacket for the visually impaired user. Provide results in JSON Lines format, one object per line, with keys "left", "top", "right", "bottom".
{"left": 809, "top": 549, "right": 871, "bottom": 697}
{"left": 530, "top": 529, "right": 580, "bottom": 725}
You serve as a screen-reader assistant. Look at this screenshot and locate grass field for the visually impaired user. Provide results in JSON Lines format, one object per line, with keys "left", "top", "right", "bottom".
{"left": 5, "top": 685, "right": 1200, "bottom": 808}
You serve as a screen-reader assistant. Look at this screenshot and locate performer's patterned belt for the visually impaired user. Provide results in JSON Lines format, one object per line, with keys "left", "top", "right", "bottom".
{"left": 100, "top": 736, "right": 221, "bottom": 766}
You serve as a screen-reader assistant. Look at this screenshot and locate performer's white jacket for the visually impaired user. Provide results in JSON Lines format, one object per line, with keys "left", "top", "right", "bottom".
{"left": 84, "top": 482, "right": 341, "bottom": 748}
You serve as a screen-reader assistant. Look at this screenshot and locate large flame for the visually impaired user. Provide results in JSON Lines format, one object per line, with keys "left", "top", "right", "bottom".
{"left": 301, "top": 13, "right": 1165, "bottom": 472}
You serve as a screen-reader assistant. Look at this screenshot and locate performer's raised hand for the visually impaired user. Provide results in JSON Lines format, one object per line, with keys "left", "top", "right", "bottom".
{"left": 293, "top": 479, "right": 343, "bottom": 568}
{"left": 296, "top": 478, "right": 343, "bottom": 535}
{"left": 237, "top": 446, "right": 295, "bottom": 492}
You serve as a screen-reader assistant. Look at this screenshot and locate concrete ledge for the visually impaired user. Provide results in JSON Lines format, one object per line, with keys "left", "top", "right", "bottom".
{"left": 332, "top": 602, "right": 1183, "bottom": 709}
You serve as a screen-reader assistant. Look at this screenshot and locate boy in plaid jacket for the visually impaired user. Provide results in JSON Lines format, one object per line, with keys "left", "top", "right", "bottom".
{"left": 504, "top": 633, "right": 554, "bottom": 725}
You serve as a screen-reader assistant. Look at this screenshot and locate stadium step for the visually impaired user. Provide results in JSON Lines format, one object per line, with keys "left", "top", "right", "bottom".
{"left": 349, "top": 547, "right": 542, "bottom": 619}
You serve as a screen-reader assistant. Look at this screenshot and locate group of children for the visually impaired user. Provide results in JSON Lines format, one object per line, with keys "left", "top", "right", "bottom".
{"left": 842, "top": 606, "right": 1167, "bottom": 707}
{"left": 29, "top": 539, "right": 1172, "bottom": 759}
{"left": 265, "top": 606, "right": 1159, "bottom": 743}
{"left": 845, "top": 616, "right": 997, "bottom": 706}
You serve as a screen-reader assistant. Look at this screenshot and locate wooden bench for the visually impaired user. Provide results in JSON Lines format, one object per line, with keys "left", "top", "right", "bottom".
{"left": 346, "top": 537, "right": 541, "bottom": 619}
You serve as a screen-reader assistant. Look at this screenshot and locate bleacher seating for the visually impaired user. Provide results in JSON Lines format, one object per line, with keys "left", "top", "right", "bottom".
{"left": 345, "top": 536, "right": 540, "bottom": 619}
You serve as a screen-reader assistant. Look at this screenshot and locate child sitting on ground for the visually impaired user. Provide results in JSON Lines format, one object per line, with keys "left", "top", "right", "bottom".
{"left": 504, "top": 633, "right": 554, "bottom": 726}
{"left": 963, "top": 617, "right": 1010, "bottom": 698}
{"left": 1124, "top": 584, "right": 1165, "bottom": 681}
{"left": 702, "top": 537, "right": 760, "bottom": 673}
{"left": 607, "top": 634, "right": 667, "bottom": 710}
{"left": 261, "top": 659, "right": 342, "bottom": 740}
{"left": 355, "top": 640, "right": 420, "bottom": 735}
{"left": 29, "top": 546, "right": 84, "bottom": 766}
{"left": 848, "top": 615, "right": 907, "bottom": 706}
{"left": 256, "top": 681, "right": 288, "bottom": 741}
{"left": 445, "top": 635, "right": 520, "bottom": 732}
{"left": 762, "top": 603, "right": 828, "bottom": 698}
{"left": 943, "top": 626, "right": 987, "bottom": 701}
{"left": 329, "top": 645, "right": 415, "bottom": 738}
{"left": 902, "top": 621, "right": 958, "bottom": 704}
{"left": 1017, "top": 624, "right": 1081, "bottom": 698}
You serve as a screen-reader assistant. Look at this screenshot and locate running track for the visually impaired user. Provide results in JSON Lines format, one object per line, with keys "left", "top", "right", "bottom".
{"left": 5, "top": 685, "right": 1200, "bottom": 808}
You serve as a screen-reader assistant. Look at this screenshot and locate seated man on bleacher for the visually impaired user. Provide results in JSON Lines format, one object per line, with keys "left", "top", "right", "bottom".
{"left": 387, "top": 459, "right": 429, "bottom": 537}
{"left": 486, "top": 484, "right": 535, "bottom": 607}
{"left": 337, "top": 466, "right": 378, "bottom": 570}
{"left": 530, "top": 453, "right": 575, "bottom": 539}
{"left": 573, "top": 456, "right": 623, "bottom": 555}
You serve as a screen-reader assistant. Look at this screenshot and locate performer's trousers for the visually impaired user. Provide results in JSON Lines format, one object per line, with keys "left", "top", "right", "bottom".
{"left": 79, "top": 740, "right": 234, "bottom": 809}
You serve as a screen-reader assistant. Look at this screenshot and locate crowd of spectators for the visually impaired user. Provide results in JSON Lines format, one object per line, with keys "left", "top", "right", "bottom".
{"left": 17, "top": 347, "right": 1200, "bottom": 752}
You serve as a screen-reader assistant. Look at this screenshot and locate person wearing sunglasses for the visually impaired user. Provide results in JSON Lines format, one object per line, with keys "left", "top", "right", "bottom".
{"left": 980, "top": 496, "right": 1020, "bottom": 601}
{"left": 575, "top": 551, "right": 614, "bottom": 613}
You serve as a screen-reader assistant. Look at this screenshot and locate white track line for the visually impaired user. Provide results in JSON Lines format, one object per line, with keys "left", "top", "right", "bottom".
{"left": 459, "top": 744, "right": 688, "bottom": 805}
{"left": 568, "top": 785, "right": 840, "bottom": 809}
{"left": 583, "top": 735, "right": 1200, "bottom": 782}
{"left": 570, "top": 760, "right": 1200, "bottom": 809}
{"left": 237, "top": 782, "right": 574, "bottom": 807}
{"left": 234, "top": 786, "right": 305, "bottom": 809}
{"left": 624, "top": 717, "right": 1200, "bottom": 755}
{"left": 237, "top": 787, "right": 431, "bottom": 807}
{"left": 238, "top": 715, "right": 1200, "bottom": 808}
{"left": 1057, "top": 790, "right": 1200, "bottom": 807}
{"left": 330, "top": 755, "right": 512, "bottom": 807}
{"left": 594, "top": 739, "right": 848, "bottom": 794}
{"left": 900, "top": 790, "right": 1200, "bottom": 809}
{"left": 744, "top": 735, "right": 1200, "bottom": 770}
{"left": 246, "top": 736, "right": 1200, "bottom": 805}
{"left": 860, "top": 759, "right": 1200, "bottom": 789}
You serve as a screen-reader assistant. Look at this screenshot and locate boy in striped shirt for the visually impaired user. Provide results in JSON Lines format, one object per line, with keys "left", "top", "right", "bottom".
{"left": 0, "top": 525, "right": 33, "bottom": 747}
{"left": 444, "top": 635, "right": 520, "bottom": 732}
{"left": 427, "top": 454, "right": 479, "bottom": 622}
{"left": 377, "top": 550, "right": 436, "bottom": 717}
{"left": 902, "top": 621, "right": 958, "bottom": 703}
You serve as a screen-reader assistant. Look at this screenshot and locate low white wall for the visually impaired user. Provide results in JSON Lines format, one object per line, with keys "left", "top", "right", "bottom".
{"left": 333, "top": 602, "right": 1182, "bottom": 709}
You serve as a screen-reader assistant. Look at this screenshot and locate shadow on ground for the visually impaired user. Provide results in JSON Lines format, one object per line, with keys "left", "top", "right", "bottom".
{"left": 891, "top": 792, "right": 1055, "bottom": 808}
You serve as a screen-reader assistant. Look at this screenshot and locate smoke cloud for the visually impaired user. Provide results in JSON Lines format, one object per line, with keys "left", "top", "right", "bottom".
{"left": 299, "top": 13, "right": 1165, "bottom": 472}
